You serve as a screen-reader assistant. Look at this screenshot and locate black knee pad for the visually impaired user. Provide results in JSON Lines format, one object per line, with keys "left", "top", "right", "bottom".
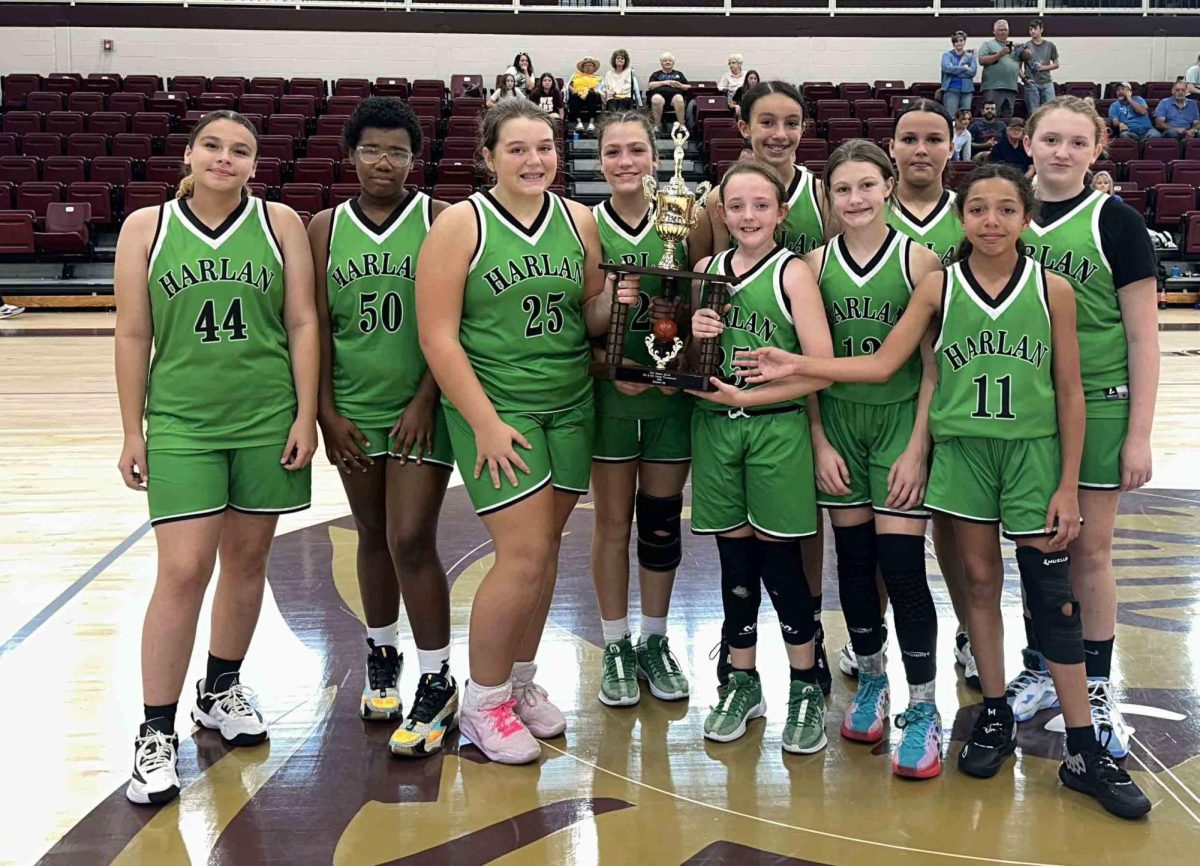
{"left": 717, "top": 535, "right": 761, "bottom": 649}
{"left": 877, "top": 534, "right": 937, "bottom": 684}
{"left": 831, "top": 522, "right": 885, "bottom": 656}
{"left": 759, "top": 540, "right": 817, "bottom": 646}
{"left": 636, "top": 491, "right": 683, "bottom": 572}
{"left": 1016, "top": 547, "right": 1083, "bottom": 665}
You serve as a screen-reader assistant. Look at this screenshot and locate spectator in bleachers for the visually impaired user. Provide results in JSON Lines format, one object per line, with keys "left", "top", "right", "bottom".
{"left": 731, "top": 69, "right": 760, "bottom": 120}
{"left": 940, "top": 31, "right": 977, "bottom": 116}
{"left": 1109, "top": 82, "right": 1161, "bottom": 141}
{"left": 988, "top": 116, "right": 1034, "bottom": 177}
{"left": 1090, "top": 170, "right": 1122, "bottom": 202}
{"left": 952, "top": 109, "right": 973, "bottom": 161}
{"left": 488, "top": 73, "right": 523, "bottom": 109}
{"left": 1020, "top": 18, "right": 1059, "bottom": 113}
{"left": 512, "top": 52, "right": 537, "bottom": 97}
{"left": 531, "top": 72, "right": 565, "bottom": 123}
{"left": 1185, "top": 53, "right": 1200, "bottom": 100}
{"left": 968, "top": 100, "right": 1006, "bottom": 163}
{"left": 566, "top": 57, "right": 604, "bottom": 132}
{"left": 1154, "top": 80, "right": 1200, "bottom": 141}
{"left": 718, "top": 54, "right": 747, "bottom": 102}
{"left": 601, "top": 49, "right": 638, "bottom": 111}
{"left": 647, "top": 52, "right": 690, "bottom": 130}
{"left": 978, "top": 19, "right": 1022, "bottom": 119}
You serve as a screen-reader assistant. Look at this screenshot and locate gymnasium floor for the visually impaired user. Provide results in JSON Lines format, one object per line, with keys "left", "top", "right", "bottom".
{"left": 2, "top": 311, "right": 1199, "bottom": 866}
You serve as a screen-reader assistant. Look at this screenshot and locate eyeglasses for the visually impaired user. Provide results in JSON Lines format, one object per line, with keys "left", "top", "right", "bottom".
{"left": 356, "top": 146, "right": 413, "bottom": 166}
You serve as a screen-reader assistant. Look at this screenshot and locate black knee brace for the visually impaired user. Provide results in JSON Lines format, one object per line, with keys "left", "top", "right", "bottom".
{"left": 717, "top": 535, "right": 761, "bottom": 649}
{"left": 831, "top": 521, "right": 884, "bottom": 656}
{"left": 877, "top": 534, "right": 937, "bottom": 685}
{"left": 636, "top": 491, "right": 683, "bottom": 572}
{"left": 1016, "top": 547, "right": 1083, "bottom": 665}
{"left": 759, "top": 539, "right": 817, "bottom": 646}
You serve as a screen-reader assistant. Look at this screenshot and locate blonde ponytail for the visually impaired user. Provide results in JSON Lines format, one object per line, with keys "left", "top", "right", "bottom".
{"left": 176, "top": 171, "right": 196, "bottom": 199}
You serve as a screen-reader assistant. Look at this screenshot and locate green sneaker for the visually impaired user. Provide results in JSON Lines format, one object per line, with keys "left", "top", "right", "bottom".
{"left": 598, "top": 637, "right": 640, "bottom": 707}
{"left": 703, "top": 671, "right": 766, "bottom": 743}
{"left": 635, "top": 634, "right": 690, "bottom": 701}
{"left": 782, "top": 680, "right": 828, "bottom": 754}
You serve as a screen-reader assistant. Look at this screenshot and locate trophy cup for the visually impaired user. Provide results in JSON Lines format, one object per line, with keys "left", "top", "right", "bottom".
{"left": 592, "top": 123, "right": 736, "bottom": 391}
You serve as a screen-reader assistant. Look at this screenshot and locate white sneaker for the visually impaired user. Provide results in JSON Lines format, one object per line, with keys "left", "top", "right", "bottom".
{"left": 459, "top": 680, "right": 540, "bottom": 764}
{"left": 126, "top": 725, "right": 180, "bottom": 805}
{"left": 1089, "top": 679, "right": 1132, "bottom": 759}
{"left": 838, "top": 641, "right": 858, "bottom": 678}
{"left": 0, "top": 304, "right": 24, "bottom": 319}
{"left": 512, "top": 664, "right": 566, "bottom": 738}
{"left": 575, "top": 120, "right": 584, "bottom": 132}
{"left": 192, "top": 677, "right": 268, "bottom": 746}
{"left": 586, "top": 120, "right": 596, "bottom": 132}
{"left": 360, "top": 641, "right": 403, "bottom": 721}
{"left": 955, "top": 633, "right": 980, "bottom": 691}
{"left": 1005, "top": 668, "right": 1059, "bottom": 723}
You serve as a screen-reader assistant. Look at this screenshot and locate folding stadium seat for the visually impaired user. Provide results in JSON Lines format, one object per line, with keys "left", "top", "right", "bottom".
{"left": 1125, "top": 160, "right": 1166, "bottom": 188}
{"left": 306, "top": 136, "right": 345, "bottom": 163}
{"left": 794, "top": 140, "right": 830, "bottom": 163}
{"left": 891, "top": 96, "right": 920, "bottom": 115}
{"left": 693, "top": 96, "right": 730, "bottom": 126}
{"left": 168, "top": 76, "right": 207, "bottom": 102}
{"left": 43, "top": 156, "right": 86, "bottom": 185}
{"left": 452, "top": 75, "right": 485, "bottom": 99}
{"left": 67, "top": 133, "right": 108, "bottom": 159}
{"left": 108, "top": 93, "right": 146, "bottom": 116}
{"left": 46, "top": 79, "right": 76, "bottom": 100}
{"left": 1142, "top": 138, "right": 1180, "bottom": 164}
{"left": 1097, "top": 99, "right": 1115, "bottom": 119}
{"left": 708, "top": 139, "right": 745, "bottom": 172}
{"left": 46, "top": 111, "right": 86, "bottom": 137}
{"left": 1089, "top": 159, "right": 1117, "bottom": 180}
{"left": 316, "top": 115, "right": 347, "bottom": 137}
{"left": 123, "top": 181, "right": 171, "bottom": 214}
{"left": 411, "top": 80, "right": 446, "bottom": 100}
{"left": 290, "top": 78, "right": 327, "bottom": 102}
{"left": 3, "top": 112, "right": 43, "bottom": 135}
{"left": 151, "top": 92, "right": 189, "bottom": 119}
{"left": 196, "top": 93, "right": 236, "bottom": 112}
{"left": 1064, "top": 82, "right": 1100, "bottom": 100}
{"left": 123, "top": 76, "right": 162, "bottom": 98}
{"left": 418, "top": 116, "right": 437, "bottom": 146}
{"left": 1185, "top": 211, "right": 1200, "bottom": 256}
{"left": 292, "top": 157, "right": 335, "bottom": 186}
{"left": 1185, "top": 139, "right": 1200, "bottom": 162}
{"left": 804, "top": 160, "right": 827, "bottom": 178}
{"left": 1144, "top": 82, "right": 1174, "bottom": 102}
{"left": 2, "top": 74, "right": 42, "bottom": 109}
{"left": 23, "top": 133, "right": 64, "bottom": 159}
{"left": 26, "top": 92, "right": 64, "bottom": 114}
{"left": 240, "top": 113, "right": 265, "bottom": 135}
{"left": 164, "top": 134, "right": 191, "bottom": 158}
{"left": 280, "top": 183, "right": 325, "bottom": 213}
{"left": 910, "top": 83, "right": 941, "bottom": 101}
{"left": 1152, "top": 185, "right": 1196, "bottom": 227}
{"left": 802, "top": 83, "right": 837, "bottom": 103}
{"left": 338, "top": 158, "right": 358, "bottom": 183}
{"left": 1120, "top": 188, "right": 1147, "bottom": 215}
{"left": 35, "top": 201, "right": 91, "bottom": 255}
{"left": 250, "top": 77, "right": 287, "bottom": 99}
{"left": 326, "top": 95, "right": 362, "bottom": 117}
{"left": 334, "top": 79, "right": 371, "bottom": 99}
{"left": 826, "top": 118, "right": 864, "bottom": 146}
{"left": 0, "top": 180, "right": 12, "bottom": 209}
{"left": 67, "top": 92, "right": 105, "bottom": 114}
{"left": 145, "top": 156, "right": 182, "bottom": 186}
{"left": 246, "top": 182, "right": 268, "bottom": 200}
{"left": 239, "top": 94, "right": 276, "bottom": 117}
{"left": 294, "top": 210, "right": 313, "bottom": 228}
{"left": 875, "top": 81, "right": 908, "bottom": 103}
{"left": 267, "top": 114, "right": 306, "bottom": 142}
{"left": 949, "top": 161, "right": 976, "bottom": 189}
{"left": 432, "top": 184, "right": 473, "bottom": 204}
{"left": 441, "top": 138, "right": 477, "bottom": 162}
{"left": 17, "top": 181, "right": 64, "bottom": 223}
{"left": 409, "top": 99, "right": 443, "bottom": 123}
{"left": 112, "top": 134, "right": 153, "bottom": 163}
{"left": 85, "top": 74, "right": 122, "bottom": 95}
{"left": 839, "top": 82, "right": 872, "bottom": 102}
{"left": 816, "top": 100, "right": 850, "bottom": 123}
{"left": 702, "top": 118, "right": 739, "bottom": 148}
{"left": 257, "top": 136, "right": 295, "bottom": 166}
{"left": 279, "top": 95, "right": 316, "bottom": 121}
{"left": 210, "top": 76, "right": 247, "bottom": 98}
{"left": 1170, "top": 161, "right": 1200, "bottom": 186}
{"left": 89, "top": 112, "right": 129, "bottom": 137}
{"left": 0, "top": 135, "right": 15, "bottom": 159}
{"left": 375, "top": 77, "right": 409, "bottom": 99}
{"left": 436, "top": 160, "right": 475, "bottom": 186}
{"left": 408, "top": 159, "right": 428, "bottom": 186}
{"left": 0, "top": 212, "right": 35, "bottom": 254}
{"left": 866, "top": 117, "right": 894, "bottom": 145}
{"left": 328, "top": 183, "right": 361, "bottom": 208}
{"left": 1106, "top": 138, "right": 1139, "bottom": 164}
{"left": 132, "top": 113, "right": 171, "bottom": 141}
{"left": 90, "top": 156, "right": 133, "bottom": 188}
{"left": 0, "top": 156, "right": 40, "bottom": 185}
{"left": 852, "top": 99, "right": 888, "bottom": 121}
{"left": 252, "top": 157, "right": 283, "bottom": 191}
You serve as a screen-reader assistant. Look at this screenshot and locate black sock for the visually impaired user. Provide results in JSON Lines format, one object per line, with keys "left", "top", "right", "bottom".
{"left": 1084, "top": 637, "right": 1115, "bottom": 680}
{"left": 983, "top": 695, "right": 1009, "bottom": 714}
{"left": 143, "top": 702, "right": 178, "bottom": 735}
{"left": 812, "top": 594, "right": 822, "bottom": 622}
{"left": 1066, "top": 725, "right": 1098, "bottom": 755}
{"left": 791, "top": 665, "right": 817, "bottom": 683}
{"left": 731, "top": 665, "right": 759, "bottom": 680}
{"left": 205, "top": 653, "right": 243, "bottom": 694}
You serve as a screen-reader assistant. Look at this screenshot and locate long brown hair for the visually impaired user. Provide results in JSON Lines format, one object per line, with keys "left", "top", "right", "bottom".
{"left": 953, "top": 163, "right": 1037, "bottom": 262}
{"left": 177, "top": 109, "right": 258, "bottom": 199}
{"left": 821, "top": 139, "right": 897, "bottom": 214}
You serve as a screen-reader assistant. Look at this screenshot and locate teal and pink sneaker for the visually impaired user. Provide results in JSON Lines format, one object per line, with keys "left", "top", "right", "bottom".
{"left": 893, "top": 701, "right": 943, "bottom": 779}
{"left": 841, "top": 673, "right": 889, "bottom": 744}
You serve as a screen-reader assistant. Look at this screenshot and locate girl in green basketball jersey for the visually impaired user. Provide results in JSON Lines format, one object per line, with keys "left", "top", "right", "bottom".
{"left": 1005, "top": 96, "right": 1159, "bottom": 762}
{"left": 590, "top": 111, "right": 692, "bottom": 708}
{"left": 690, "top": 80, "right": 833, "bottom": 692}
{"left": 733, "top": 165, "right": 1151, "bottom": 819}
{"left": 416, "top": 99, "right": 631, "bottom": 764}
{"left": 308, "top": 98, "right": 457, "bottom": 758}
{"left": 807, "top": 141, "right": 944, "bottom": 778}
{"left": 688, "top": 161, "right": 834, "bottom": 754}
{"left": 114, "top": 110, "right": 318, "bottom": 805}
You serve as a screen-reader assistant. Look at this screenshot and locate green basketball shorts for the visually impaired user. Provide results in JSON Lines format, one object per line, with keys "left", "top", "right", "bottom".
{"left": 592, "top": 407, "right": 692, "bottom": 464}
{"left": 1079, "top": 389, "right": 1130, "bottom": 491}
{"left": 355, "top": 405, "right": 454, "bottom": 468}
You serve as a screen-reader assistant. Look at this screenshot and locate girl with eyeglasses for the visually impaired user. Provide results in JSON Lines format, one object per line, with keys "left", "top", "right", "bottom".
{"left": 308, "top": 97, "right": 459, "bottom": 759}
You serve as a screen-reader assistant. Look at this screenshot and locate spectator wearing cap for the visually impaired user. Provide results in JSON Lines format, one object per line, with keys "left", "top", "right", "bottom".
{"left": 1154, "top": 79, "right": 1200, "bottom": 141}
{"left": 718, "top": 54, "right": 747, "bottom": 102}
{"left": 567, "top": 56, "right": 604, "bottom": 132}
{"left": 977, "top": 18, "right": 1024, "bottom": 119}
{"left": 940, "top": 31, "right": 978, "bottom": 116}
{"left": 601, "top": 49, "right": 639, "bottom": 111}
{"left": 1108, "top": 82, "right": 1161, "bottom": 141}
{"left": 1020, "top": 18, "right": 1059, "bottom": 113}
{"left": 648, "top": 52, "right": 691, "bottom": 129}
{"left": 988, "top": 116, "right": 1034, "bottom": 177}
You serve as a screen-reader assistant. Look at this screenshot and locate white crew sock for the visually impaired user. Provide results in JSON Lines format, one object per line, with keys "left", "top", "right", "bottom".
{"left": 511, "top": 660, "right": 537, "bottom": 685}
{"left": 465, "top": 678, "right": 510, "bottom": 708}
{"left": 416, "top": 644, "right": 451, "bottom": 675}
{"left": 601, "top": 616, "right": 630, "bottom": 644}
{"left": 366, "top": 620, "right": 400, "bottom": 650}
{"left": 639, "top": 614, "right": 667, "bottom": 641}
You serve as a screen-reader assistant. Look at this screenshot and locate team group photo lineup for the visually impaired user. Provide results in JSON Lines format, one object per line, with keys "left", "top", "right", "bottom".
{"left": 5, "top": 4, "right": 1199, "bottom": 863}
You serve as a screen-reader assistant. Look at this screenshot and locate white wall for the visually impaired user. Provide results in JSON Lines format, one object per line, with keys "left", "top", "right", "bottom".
{"left": 0, "top": 26, "right": 1194, "bottom": 86}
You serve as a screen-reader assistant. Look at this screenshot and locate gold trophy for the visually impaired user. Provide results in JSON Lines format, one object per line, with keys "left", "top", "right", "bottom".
{"left": 592, "top": 122, "right": 734, "bottom": 391}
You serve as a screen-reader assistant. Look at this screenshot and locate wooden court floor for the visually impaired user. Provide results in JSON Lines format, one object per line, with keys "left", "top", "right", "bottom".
{"left": 2, "top": 312, "right": 1199, "bottom": 866}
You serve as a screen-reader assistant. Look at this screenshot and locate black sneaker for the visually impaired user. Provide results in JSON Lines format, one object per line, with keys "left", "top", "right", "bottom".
{"left": 1059, "top": 745, "right": 1152, "bottom": 819}
{"left": 958, "top": 705, "right": 1017, "bottom": 778}
{"left": 814, "top": 625, "right": 832, "bottom": 697}
{"left": 388, "top": 665, "right": 459, "bottom": 758}
{"left": 360, "top": 639, "right": 403, "bottom": 721}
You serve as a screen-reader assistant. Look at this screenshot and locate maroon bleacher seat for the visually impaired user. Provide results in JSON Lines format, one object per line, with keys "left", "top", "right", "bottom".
{"left": 196, "top": 93, "right": 236, "bottom": 112}
{"left": 145, "top": 156, "right": 182, "bottom": 186}
{"left": 411, "top": 80, "right": 446, "bottom": 101}
{"left": 327, "top": 95, "right": 363, "bottom": 117}
{"left": 306, "top": 136, "right": 345, "bottom": 162}
{"left": 702, "top": 118, "right": 738, "bottom": 146}
{"left": 839, "top": 82, "right": 872, "bottom": 102}
{"left": 0, "top": 211, "right": 35, "bottom": 254}
{"left": 67, "top": 181, "right": 114, "bottom": 225}
{"left": 108, "top": 92, "right": 146, "bottom": 115}
{"left": 0, "top": 134, "right": 16, "bottom": 158}
{"left": 794, "top": 140, "right": 830, "bottom": 163}
{"left": 816, "top": 99, "right": 850, "bottom": 122}
{"left": 85, "top": 74, "right": 122, "bottom": 95}
{"left": 408, "top": 98, "right": 442, "bottom": 123}
{"left": 1169, "top": 160, "right": 1200, "bottom": 186}
{"left": 131, "top": 113, "right": 171, "bottom": 140}
{"left": 0, "top": 180, "right": 12, "bottom": 209}
{"left": 67, "top": 133, "right": 108, "bottom": 159}
{"left": 26, "top": 92, "right": 64, "bottom": 114}
{"left": 866, "top": 117, "right": 894, "bottom": 145}
{"left": 316, "top": 115, "right": 348, "bottom": 137}
{"left": 259, "top": 133, "right": 295, "bottom": 164}
{"left": 712, "top": 160, "right": 737, "bottom": 181}
{"left": 247, "top": 182, "right": 268, "bottom": 200}
{"left": 875, "top": 81, "right": 908, "bottom": 103}
{"left": 210, "top": 76, "right": 247, "bottom": 98}
{"left": 436, "top": 160, "right": 475, "bottom": 186}
{"left": 2, "top": 74, "right": 42, "bottom": 109}
{"left": 418, "top": 116, "right": 436, "bottom": 145}
{"left": 826, "top": 118, "right": 864, "bottom": 146}
{"left": 150, "top": 92, "right": 188, "bottom": 119}
{"left": 1064, "top": 82, "right": 1100, "bottom": 100}
{"left": 43, "top": 156, "right": 86, "bottom": 185}
{"left": 289, "top": 78, "right": 327, "bottom": 101}
{"left": 168, "top": 76, "right": 207, "bottom": 101}
{"left": 252, "top": 157, "right": 283, "bottom": 189}
{"left": 802, "top": 83, "right": 837, "bottom": 103}
{"left": 451, "top": 74, "right": 484, "bottom": 99}
{"left": 1152, "top": 184, "right": 1196, "bottom": 227}
{"left": 35, "top": 201, "right": 91, "bottom": 254}
{"left": 708, "top": 139, "right": 745, "bottom": 168}
{"left": 89, "top": 112, "right": 129, "bottom": 136}
{"left": 292, "top": 157, "right": 335, "bottom": 186}
{"left": 450, "top": 97, "right": 485, "bottom": 119}
{"left": 374, "top": 77, "right": 409, "bottom": 99}
{"left": 334, "top": 79, "right": 370, "bottom": 99}
{"left": 3, "top": 112, "right": 43, "bottom": 135}
{"left": 948, "top": 161, "right": 976, "bottom": 189}
{"left": 432, "top": 183, "right": 472, "bottom": 204}
{"left": 1125, "top": 160, "right": 1166, "bottom": 188}
{"left": 328, "top": 183, "right": 361, "bottom": 208}
{"left": 280, "top": 182, "right": 325, "bottom": 213}
{"left": 16, "top": 181, "right": 64, "bottom": 223}
{"left": 1118, "top": 187, "right": 1147, "bottom": 215}
{"left": 1090, "top": 159, "right": 1117, "bottom": 180}
{"left": 891, "top": 96, "right": 920, "bottom": 116}
{"left": 279, "top": 95, "right": 316, "bottom": 120}
{"left": 90, "top": 156, "right": 133, "bottom": 188}
{"left": 123, "top": 76, "right": 162, "bottom": 98}
{"left": 693, "top": 96, "right": 730, "bottom": 126}
{"left": 112, "top": 133, "right": 152, "bottom": 162}
{"left": 164, "top": 134, "right": 191, "bottom": 158}
{"left": 123, "top": 181, "right": 170, "bottom": 214}
{"left": 1183, "top": 139, "right": 1200, "bottom": 162}
{"left": 46, "top": 111, "right": 86, "bottom": 137}
{"left": 1142, "top": 138, "right": 1181, "bottom": 164}
{"left": 67, "top": 91, "right": 105, "bottom": 114}
{"left": 267, "top": 114, "right": 306, "bottom": 141}
{"left": 0, "top": 156, "right": 39, "bottom": 185}
{"left": 1184, "top": 211, "right": 1200, "bottom": 256}
{"left": 22, "top": 133, "right": 64, "bottom": 159}
{"left": 910, "top": 83, "right": 941, "bottom": 101}
{"left": 250, "top": 77, "right": 287, "bottom": 99}
{"left": 239, "top": 94, "right": 275, "bottom": 117}
{"left": 852, "top": 99, "right": 888, "bottom": 121}
{"left": 441, "top": 138, "right": 476, "bottom": 161}
{"left": 1106, "top": 138, "right": 1139, "bottom": 164}
{"left": 1144, "top": 81, "right": 1174, "bottom": 102}
{"left": 337, "top": 158, "right": 358, "bottom": 182}
{"left": 239, "top": 113, "right": 265, "bottom": 134}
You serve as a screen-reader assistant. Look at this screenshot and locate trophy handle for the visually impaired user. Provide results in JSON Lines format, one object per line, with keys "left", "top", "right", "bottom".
{"left": 693, "top": 180, "right": 712, "bottom": 208}
{"left": 642, "top": 174, "right": 658, "bottom": 204}
{"left": 604, "top": 267, "right": 631, "bottom": 369}
{"left": 696, "top": 278, "right": 730, "bottom": 380}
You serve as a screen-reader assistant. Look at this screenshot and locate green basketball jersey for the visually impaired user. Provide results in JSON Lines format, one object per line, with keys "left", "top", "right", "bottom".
{"left": 146, "top": 196, "right": 294, "bottom": 450}
{"left": 931, "top": 257, "right": 1056, "bottom": 442}
{"left": 887, "top": 190, "right": 964, "bottom": 266}
{"left": 818, "top": 227, "right": 920, "bottom": 405}
{"left": 593, "top": 199, "right": 684, "bottom": 420}
{"left": 1020, "top": 190, "right": 1125, "bottom": 393}
{"left": 457, "top": 190, "right": 590, "bottom": 413}
{"left": 699, "top": 245, "right": 804, "bottom": 413}
{"left": 780, "top": 165, "right": 825, "bottom": 255}
{"left": 326, "top": 193, "right": 430, "bottom": 427}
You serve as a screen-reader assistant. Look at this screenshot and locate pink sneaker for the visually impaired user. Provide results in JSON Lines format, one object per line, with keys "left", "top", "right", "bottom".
{"left": 458, "top": 683, "right": 540, "bottom": 765}
{"left": 512, "top": 666, "right": 567, "bottom": 739}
